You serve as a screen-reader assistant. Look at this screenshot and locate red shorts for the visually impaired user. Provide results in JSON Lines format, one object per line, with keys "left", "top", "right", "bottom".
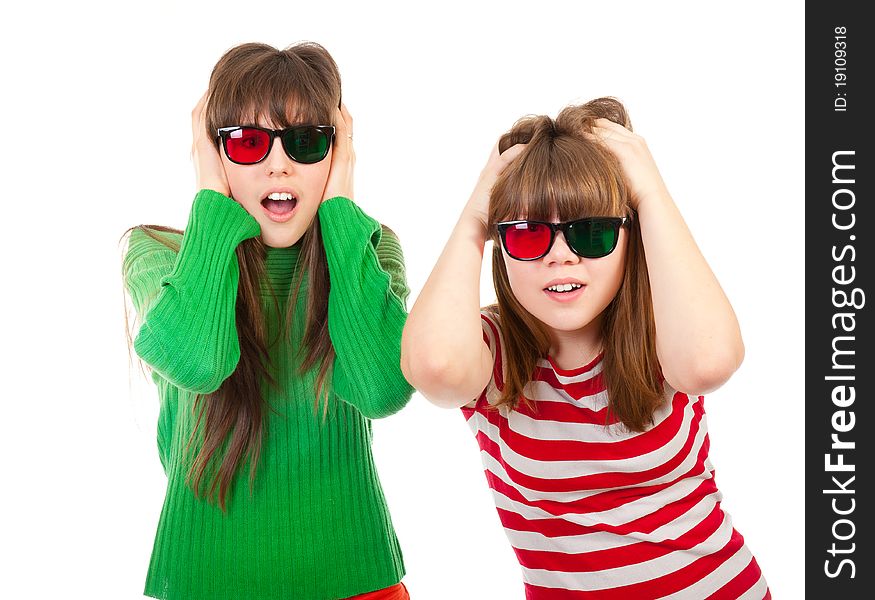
{"left": 344, "top": 582, "right": 410, "bottom": 600}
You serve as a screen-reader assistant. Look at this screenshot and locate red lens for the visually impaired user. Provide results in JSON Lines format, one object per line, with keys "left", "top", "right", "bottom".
{"left": 504, "top": 222, "right": 552, "bottom": 259}
{"left": 225, "top": 127, "right": 271, "bottom": 164}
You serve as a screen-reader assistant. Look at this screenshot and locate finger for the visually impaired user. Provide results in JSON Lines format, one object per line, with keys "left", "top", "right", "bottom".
{"left": 592, "top": 118, "right": 632, "bottom": 134}
{"left": 335, "top": 105, "right": 352, "bottom": 135}
{"left": 589, "top": 126, "right": 637, "bottom": 148}
{"left": 591, "top": 124, "right": 622, "bottom": 136}
{"left": 333, "top": 106, "right": 353, "bottom": 148}
{"left": 192, "top": 91, "right": 211, "bottom": 141}
{"left": 340, "top": 102, "right": 353, "bottom": 134}
{"left": 588, "top": 126, "right": 616, "bottom": 142}
{"left": 193, "top": 90, "right": 208, "bottom": 114}
{"left": 487, "top": 140, "right": 503, "bottom": 162}
{"left": 498, "top": 143, "right": 527, "bottom": 163}
{"left": 192, "top": 91, "right": 209, "bottom": 124}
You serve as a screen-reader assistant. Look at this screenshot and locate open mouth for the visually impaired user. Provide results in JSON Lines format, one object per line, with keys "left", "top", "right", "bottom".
{"left": 260, "top": 191, "right": 300, "bottom": 224}
{"left": 261, "top": 192, "right": 298, "bottom": 216}
{"left": 543, "top": 282, "right": 585, "bottom": 302}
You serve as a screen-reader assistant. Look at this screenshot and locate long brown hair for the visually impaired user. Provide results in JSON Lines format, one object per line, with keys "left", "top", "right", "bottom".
{"left": 487, "top": 97, "right": 663, "bottom": 432}
{"left": 121, "top": 42, "right": 341, "bottom": 509}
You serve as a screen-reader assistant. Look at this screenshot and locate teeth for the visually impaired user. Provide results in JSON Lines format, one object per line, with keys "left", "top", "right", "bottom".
{"left": 267, "top": 192, "right": 295, "bottom": 201}
{"left": 547, "top": 283, "right": 582, "bottom": 293}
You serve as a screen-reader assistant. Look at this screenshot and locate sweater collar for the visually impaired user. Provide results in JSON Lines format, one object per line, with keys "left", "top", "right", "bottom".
{"left": 263, "top": 243, "right": 302, "bottom": 290}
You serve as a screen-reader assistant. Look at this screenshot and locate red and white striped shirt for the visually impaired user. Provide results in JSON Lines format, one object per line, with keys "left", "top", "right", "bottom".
{"left": 462, "top": 312, "right": 769, "bottom": 599}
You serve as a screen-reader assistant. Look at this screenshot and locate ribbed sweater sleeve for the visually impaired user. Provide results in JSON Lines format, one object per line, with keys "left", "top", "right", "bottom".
{"left": 123, "top": 189, "right": 262, "bottom": 394}
{"left": 318, "top": 196, "right": 414, "bottom": 419}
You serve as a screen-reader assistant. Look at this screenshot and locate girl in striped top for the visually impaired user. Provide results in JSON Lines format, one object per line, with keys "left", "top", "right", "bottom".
{"left": 401, "top": 98, "right": 769, "bottom": 599}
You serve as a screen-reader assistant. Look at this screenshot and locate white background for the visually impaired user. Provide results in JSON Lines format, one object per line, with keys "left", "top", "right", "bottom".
{"left": 1, "top": 1, "right": 804, "bottom": 598}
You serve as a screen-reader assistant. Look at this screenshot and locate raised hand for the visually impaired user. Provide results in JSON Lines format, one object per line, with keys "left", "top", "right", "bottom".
{"left": 322, "top": 103, "right": 355, "bottom": 202}
{"left": 588, "top": 118, "right": 668, "bottom": 211}
{"left": 191, "top": 91, "right": 231, "bottom": 197}
{"left": 464, "top": 141, "right": 527, "bottom": 229}
{"left": 588, "top": 118, "right": 744, "bottom": 395}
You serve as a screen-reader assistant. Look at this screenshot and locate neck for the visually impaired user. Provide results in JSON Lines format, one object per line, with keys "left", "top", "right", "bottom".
{"left": 548, "top": 315, "right": 604, "bottom": 371}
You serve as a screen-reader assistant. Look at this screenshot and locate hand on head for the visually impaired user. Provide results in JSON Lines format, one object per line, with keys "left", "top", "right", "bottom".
{"left": 191, "top": 91, "right": 231, "bottom": 197}
{"left": 465, "top": 141, "right": 527, "bottom": 229}
{"left": 321, "top": 103, "right": 355, "bottom": 202}
{"left": 585, "top": 118, "right": 667, "bottom": 211}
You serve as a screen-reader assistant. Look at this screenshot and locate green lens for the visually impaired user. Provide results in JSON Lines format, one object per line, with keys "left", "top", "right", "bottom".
{"left": 284, "top": 127, "right": 329, "bottom": 163}
{"left": 566, "top": 219, "right": 618, "bottom": 258}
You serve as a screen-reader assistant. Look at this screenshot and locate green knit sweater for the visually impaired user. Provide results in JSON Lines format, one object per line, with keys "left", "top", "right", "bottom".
{"left": 123, "top": 190, "right": 414, "bottom": 600}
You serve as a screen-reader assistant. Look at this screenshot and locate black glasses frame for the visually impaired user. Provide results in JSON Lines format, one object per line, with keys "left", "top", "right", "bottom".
{"left": 216, "top": 125, "right": 336, "bottom": 165}
{"left": 496, "top": 216, "right": 631, "bottom": 261}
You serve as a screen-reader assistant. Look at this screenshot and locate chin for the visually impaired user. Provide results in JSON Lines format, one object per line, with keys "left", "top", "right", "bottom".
{"left": 541, "top": 316, "right": 588, "bottom": 332}
{"left": 525, "top": 304, "right": 597, "bottom": 333}
{"left": 256, "top": 215, "right": 308, "bottom": 248}
{"left": 261, "top": 233, "right": 303, "bottom": 248}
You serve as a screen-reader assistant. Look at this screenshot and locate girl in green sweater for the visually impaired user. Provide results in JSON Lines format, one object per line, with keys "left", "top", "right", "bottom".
{"left": 122, "top": 42, "right": 412, "bottom": 600}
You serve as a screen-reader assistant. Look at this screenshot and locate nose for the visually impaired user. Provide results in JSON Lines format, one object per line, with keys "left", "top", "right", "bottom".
{"left": 544, "top": 231, "right": 580, "bottom": 266}
{"left": 264, "top": 137, "right": 294, "bottom": 175}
